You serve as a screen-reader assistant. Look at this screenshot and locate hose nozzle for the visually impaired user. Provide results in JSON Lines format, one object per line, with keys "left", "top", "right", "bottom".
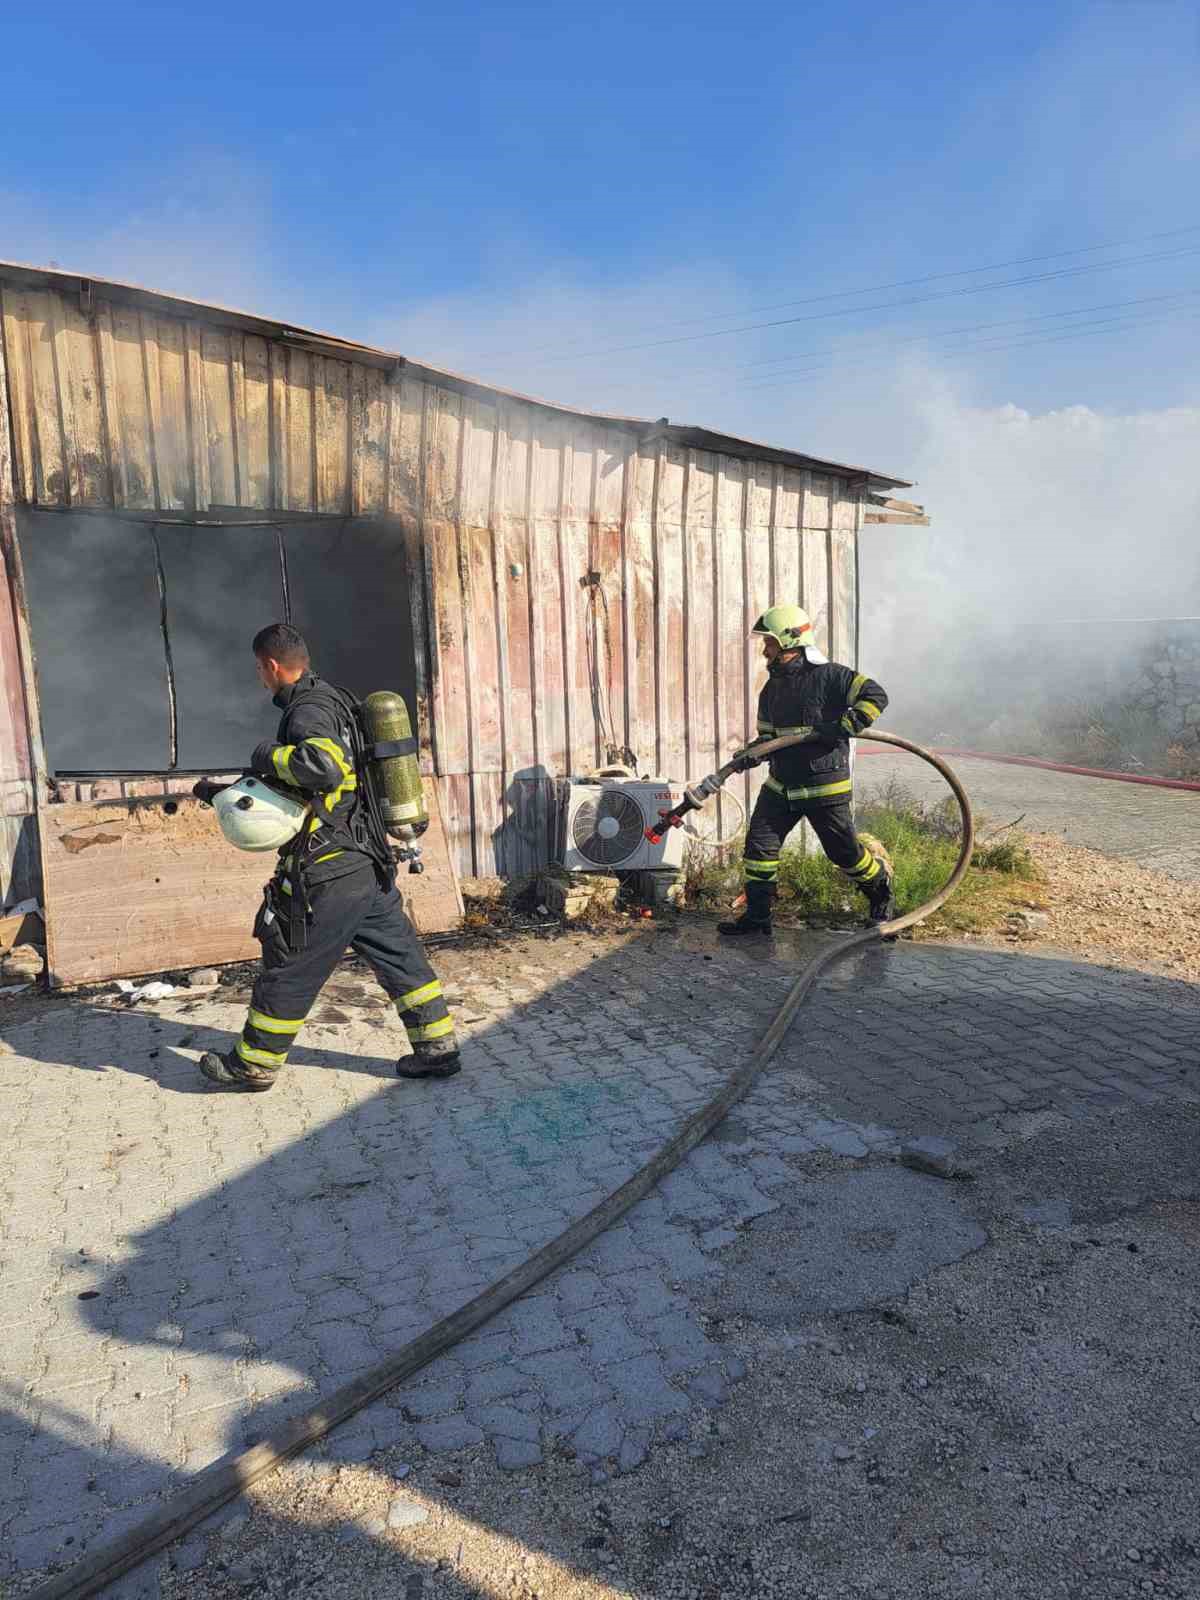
{"left": 644, "top": 772, "right": 729, "bottom": 843}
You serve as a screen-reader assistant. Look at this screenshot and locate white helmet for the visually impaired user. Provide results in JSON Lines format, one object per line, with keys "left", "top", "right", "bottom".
{"left": 212, "top": 776, "right": 309, "bottom": 852}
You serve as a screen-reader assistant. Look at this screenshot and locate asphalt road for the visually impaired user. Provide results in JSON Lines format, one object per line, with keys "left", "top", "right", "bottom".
{"left": 857, "top": 747, "right": 1200, "bottom": 881}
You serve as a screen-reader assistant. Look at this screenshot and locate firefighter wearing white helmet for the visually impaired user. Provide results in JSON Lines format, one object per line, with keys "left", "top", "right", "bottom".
{"left": 191, "top": 623, "right": 458, "bottom": 1093}
{"left": 719, "top": 602, "right": 893, "bottom": 935}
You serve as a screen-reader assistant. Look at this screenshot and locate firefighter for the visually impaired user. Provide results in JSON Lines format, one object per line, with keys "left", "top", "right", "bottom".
{"left": 718, "top": 603, "right": 893, "bottom": 936}
{"left": 194, "top": 623, "right": 460, "bottom": 1091}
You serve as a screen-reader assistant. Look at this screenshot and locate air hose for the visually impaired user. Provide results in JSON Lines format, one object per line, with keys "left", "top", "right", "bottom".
{"left": 31, "top": 730, "right": 972, "bottom": 1600}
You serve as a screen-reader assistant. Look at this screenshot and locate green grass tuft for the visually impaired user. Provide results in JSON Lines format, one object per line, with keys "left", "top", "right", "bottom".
{"left": 685, "top": 780, "right": 1044, "bottom": 936}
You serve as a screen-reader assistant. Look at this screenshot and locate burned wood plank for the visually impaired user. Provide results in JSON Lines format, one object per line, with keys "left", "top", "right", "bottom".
{"left": 866, "top": 494, "right": 925, "bottom": 515}
{"left": 40, "top": 778, "right": 461, "bottom": 985}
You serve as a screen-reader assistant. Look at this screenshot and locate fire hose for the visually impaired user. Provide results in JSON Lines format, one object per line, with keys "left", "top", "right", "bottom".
{"left": 31, "top": 729, "right": 972, "bottom": 1600}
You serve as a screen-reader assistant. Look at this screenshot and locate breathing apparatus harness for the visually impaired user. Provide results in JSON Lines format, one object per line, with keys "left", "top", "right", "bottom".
{"left": 198, "top": 680, "right": 428, "bottom": 951}
{"left": 268, "top": 681, "right": 429, "bottom": 948}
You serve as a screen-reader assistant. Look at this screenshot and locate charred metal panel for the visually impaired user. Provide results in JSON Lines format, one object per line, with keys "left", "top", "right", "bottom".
{"left": 15, "top": 511, "right": 171, "bottom": 772}
{"left": 284, "top": 518, "right": 416, "bottom": 705}
{"left": 157, "top": 525, "right": 284, "bottom": 770}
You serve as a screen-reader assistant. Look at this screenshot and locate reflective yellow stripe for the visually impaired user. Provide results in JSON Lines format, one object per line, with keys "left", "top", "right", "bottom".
{"left": 844, "top": 848, "right": 880, "bottom": 881}
{"left": 398, "top": 979, "right": 443, "bottom": 1011}
{"left": 323, "top": 774, "right": 358, "bottom": 813}
{"left": 764, "top": 776, "right": 853, "bottom": 801}
{"left": 272, "top": 745, "right": 299, "bottom": 786}
{"left": 744, "top": 859, "right": 780, "bottom": 878}
{"left": 773, "top": 724, "right": 814, "bottom": 737}
{"left": 236, "top": 1038, "right": 287, "bottom": 1068}
{"left": 313, "top": 850, "right": 344, "bottom": 864}
{"left": 756, "top": 721, "right": 775, "bottom": 734}
{"left": 248, "top": 1007, "right": 305, "bottom": 1035}
{"left": 405, "top": 1016, "right": 456, "bottom": 1042}
{"left": 300, "top": 736, "right": 359, "bottom": 815}
{"left": 856, "top": 700, "right": 882, "bottom": 722}
{"left": 304, "top": 735, "right": 352, "bottom": 771}
{"left": 849, "top": 673, "right": 867, "bottom": 701}
{"left": 847, "top": 859, "right": 881, "bottom": 882}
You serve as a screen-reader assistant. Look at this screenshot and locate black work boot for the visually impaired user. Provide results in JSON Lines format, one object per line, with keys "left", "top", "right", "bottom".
{"left": 198, "top": 1050, "right": 277, "bottom": 1092}
{"left": 718, "top": 881, "right": 774, "bottom": 937}
{"left": 397, "top": 1035, "right": 462, "bottom": 1079}
{"left": 717, "top": 915, "right": 773, "bottom": 936}
{"left": 864, "top": 868, "right": 896, "bottom": 928}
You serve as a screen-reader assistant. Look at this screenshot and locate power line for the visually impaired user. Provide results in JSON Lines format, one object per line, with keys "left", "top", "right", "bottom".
{"left": 492, "top": 222, "right": 1200, "bottom": 360}
{"left": 735, "top": 306, "right": 1200, "bottom": 393}
{"left": 737, "top": 301, "right": 1200, "bottom": 390}
{"left": 519, "top": 242, "right": 1200, "bottom": 368}
{"left": 742, "top": 309, "right": 1200, "bottom": 392}
{"left": 681, "top": 287, "right": 1200, "bottom": 387}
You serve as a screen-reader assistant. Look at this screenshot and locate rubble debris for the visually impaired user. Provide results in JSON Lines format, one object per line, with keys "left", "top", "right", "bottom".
{"left": 115, "top": 979, "right": 178, "bottom": 1001}
{"left": 899, "top": 1135, "right": 974, "bottom": 1182}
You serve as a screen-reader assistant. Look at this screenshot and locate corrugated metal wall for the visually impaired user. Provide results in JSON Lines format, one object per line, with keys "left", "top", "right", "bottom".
{"left": 0, "top": 277, "right": 864, "bottom": 883}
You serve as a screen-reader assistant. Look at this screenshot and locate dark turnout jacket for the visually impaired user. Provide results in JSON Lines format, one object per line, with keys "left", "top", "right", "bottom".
{"left": 754, "top": 653, "right": 887, "bottom": 801}
{"left": 250, "top": 673, "right": 370, "bottom": 883}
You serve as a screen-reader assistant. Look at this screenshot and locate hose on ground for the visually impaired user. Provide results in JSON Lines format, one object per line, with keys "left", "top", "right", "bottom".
{"left": 30, "top": 730, "right": 972, "bottom": 1600}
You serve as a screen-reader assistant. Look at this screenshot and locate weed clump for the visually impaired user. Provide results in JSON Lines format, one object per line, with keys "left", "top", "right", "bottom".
{"left": 685, "top": 780, "right": 1042, "bottom": 936}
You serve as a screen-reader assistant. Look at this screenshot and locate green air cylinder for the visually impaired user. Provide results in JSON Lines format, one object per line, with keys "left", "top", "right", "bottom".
{"left": 361, "top": 690, "right": 428, "bottom": 839}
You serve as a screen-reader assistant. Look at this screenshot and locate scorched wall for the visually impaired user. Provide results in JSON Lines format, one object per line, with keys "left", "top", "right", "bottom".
{"left": 0, "top": 265, "right": 905, "bottom": 902}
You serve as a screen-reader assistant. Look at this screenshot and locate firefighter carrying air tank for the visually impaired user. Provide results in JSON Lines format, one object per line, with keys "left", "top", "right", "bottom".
{"left": 192, "top": 623, "right": 459, "bottom": 1092}
{"left": 719, "top": 603, "right": 894, "bottom": 936}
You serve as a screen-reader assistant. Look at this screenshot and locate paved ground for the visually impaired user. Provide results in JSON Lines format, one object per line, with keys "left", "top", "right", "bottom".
{"left": 859, "top": 748, "right": 1200, "bottom": 880}
{"left": 3, "top": 921, "right": 1200, "bottom": 1596}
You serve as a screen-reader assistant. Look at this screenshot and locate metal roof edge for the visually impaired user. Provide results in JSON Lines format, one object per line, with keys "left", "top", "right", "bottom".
{"left": 0, "top": 259, "right": 912, "bottom": 489}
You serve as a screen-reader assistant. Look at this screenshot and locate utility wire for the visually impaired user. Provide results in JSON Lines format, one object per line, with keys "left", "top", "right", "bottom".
{"left": 486, "top": 222, "right": 1200, "bottom": 360}
{"left": 680, "top": 287, "right": 1200, "bottom": 386}
{"left": 737, "top": 306, "right": 1200, "bottom": 393}
{"left": 738, "top": 302, "right": 1200, "bottom": 389}
{"left": 519, "top": 243, "right": 1200, "bottom": 368}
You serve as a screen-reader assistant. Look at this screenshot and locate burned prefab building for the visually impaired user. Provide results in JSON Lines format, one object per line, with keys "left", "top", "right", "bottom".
{"left": 0, "top": 263, "right": 922, "bottom": 982}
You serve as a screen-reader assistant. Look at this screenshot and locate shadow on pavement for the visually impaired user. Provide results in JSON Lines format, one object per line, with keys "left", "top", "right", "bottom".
{"left": 4, "top": 930, "right": 1200, "bottom": 1594}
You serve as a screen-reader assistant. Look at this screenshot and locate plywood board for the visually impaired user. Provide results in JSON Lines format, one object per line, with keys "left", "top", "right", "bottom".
{"left": 40, "top": 778, "right": 462, "bottom": 985}
{"left": 400, "top": 779, "right": 464, "bottom": 933}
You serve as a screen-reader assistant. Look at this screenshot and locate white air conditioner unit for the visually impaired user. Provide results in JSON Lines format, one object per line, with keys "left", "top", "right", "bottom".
{"left": 559, "top": 778, "right": 688, "bottom": 872}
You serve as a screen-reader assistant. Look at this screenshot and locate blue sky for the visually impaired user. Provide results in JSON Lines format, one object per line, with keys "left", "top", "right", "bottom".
{"left": 3, "top": 0, "right": 1197, "bottom": 419}
{"left": 2, "top": 0, "right": 1198, "bottom": 671}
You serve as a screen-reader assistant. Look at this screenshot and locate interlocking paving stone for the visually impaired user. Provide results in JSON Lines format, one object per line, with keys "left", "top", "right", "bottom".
{"left": 3, "top": 930, "right": 1198, "bottom": 1577}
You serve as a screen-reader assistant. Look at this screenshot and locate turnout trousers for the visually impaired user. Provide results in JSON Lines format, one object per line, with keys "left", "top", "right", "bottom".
{"left": 741, "top": 786, "right": 881, "bottom": 921}
{"left": 234, "top": 859, "right": 454, "bottom": 1078}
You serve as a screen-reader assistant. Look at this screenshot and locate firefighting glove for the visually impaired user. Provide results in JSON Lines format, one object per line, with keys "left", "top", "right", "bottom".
{"left": 250, "top": 741, "right": 277, "bottom": 778}
{"left": 727, "top": 742, "right": 767, "bottom": 773}
{"left": 191, "top": 779, "right": 229, "bottom": 807}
